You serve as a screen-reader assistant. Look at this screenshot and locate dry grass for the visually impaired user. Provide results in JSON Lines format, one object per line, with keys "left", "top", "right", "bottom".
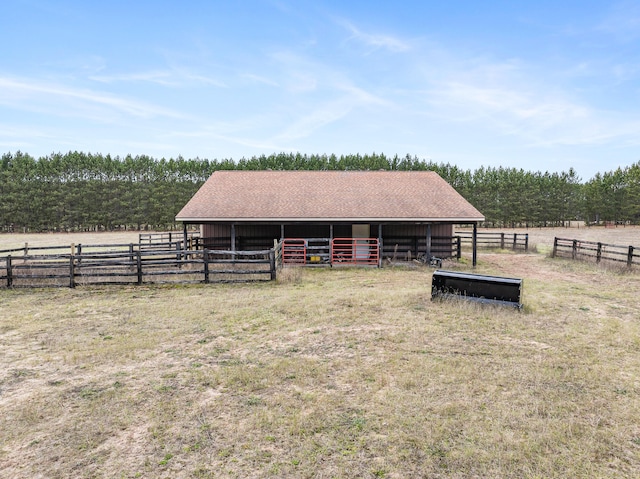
{"left": 1, "top": 230, "right": 640, "bottom": 478}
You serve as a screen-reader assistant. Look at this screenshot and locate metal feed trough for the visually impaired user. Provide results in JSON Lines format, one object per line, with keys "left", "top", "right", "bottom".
{"left": 431, "top": 270, "right": 523, "bottom": 308}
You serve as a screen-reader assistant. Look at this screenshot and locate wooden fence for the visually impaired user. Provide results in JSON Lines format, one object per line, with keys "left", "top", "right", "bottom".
{"left": 0, "top": 245, "right": 276, "bottom": 288}
{"left": 139, "top": 231, "right": 200, "bottom": 252}
{"left": 456, "top": 231, "right": 529, "bottom": 251}
{"left": 552, "top": 237, "right": 639, "bottom": 267}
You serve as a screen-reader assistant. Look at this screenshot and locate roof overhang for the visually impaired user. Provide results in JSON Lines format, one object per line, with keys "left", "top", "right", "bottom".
{"left": 177, "top": 217, "right": 485, "bottom": 223}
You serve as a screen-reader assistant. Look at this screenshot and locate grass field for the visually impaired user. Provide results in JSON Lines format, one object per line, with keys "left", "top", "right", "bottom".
{"left": 1, "top": 228, "right": 640, "bottom": 478}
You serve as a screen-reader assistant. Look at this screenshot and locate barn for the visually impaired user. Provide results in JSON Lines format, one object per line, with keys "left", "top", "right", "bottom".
{"left": 176, "top": 170, "right": 484, "bottom": 266}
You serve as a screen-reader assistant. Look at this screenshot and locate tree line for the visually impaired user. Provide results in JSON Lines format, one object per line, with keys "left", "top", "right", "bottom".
{"left": 1, "top": 151, "right": 639, "bottom": 232}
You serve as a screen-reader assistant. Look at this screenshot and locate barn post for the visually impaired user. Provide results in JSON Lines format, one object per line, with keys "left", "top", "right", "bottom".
{"left": 425, "top": 224, "right": 432, "bottom": 260}
{"left": 231, "top": 223, "right": 236, "bottom": 252}
{"left": 280, "top": 224, "right": 285, "bottom": 241}
{"left": 472, "top": 223, "right": 478, "bottom": 267}
{"left": 378, "top": 224, "right": 383, "bottom": 268}
{"left": 183, "top": 223, "right": 188, "bottom": 252}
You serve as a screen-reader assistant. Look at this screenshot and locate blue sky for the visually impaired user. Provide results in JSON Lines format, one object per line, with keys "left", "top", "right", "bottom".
{"left": 2, "top": 0, "right": 640, "bottom": 180}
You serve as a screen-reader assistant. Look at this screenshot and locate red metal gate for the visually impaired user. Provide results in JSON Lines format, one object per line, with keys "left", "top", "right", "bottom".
{"left": 331, "top": 238, "right": 379, "bottom": 266}
{"left": 282, "top": 239, "right": 306, "bottom": 264}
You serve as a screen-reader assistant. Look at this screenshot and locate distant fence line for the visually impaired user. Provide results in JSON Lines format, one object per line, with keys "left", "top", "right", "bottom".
{"left": 455, "top": 231, "right": 529, "bottom": 251}
{"left": 552, "top": 237, "right": 639, "bottom": 267}
{"left": 1, "top": 245, "right": 275, "bottom": 289}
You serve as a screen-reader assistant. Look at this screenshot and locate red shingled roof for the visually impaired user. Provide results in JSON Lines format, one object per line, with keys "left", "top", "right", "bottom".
{"left": 176, "top": 170, "right": 484, "bottom": 222}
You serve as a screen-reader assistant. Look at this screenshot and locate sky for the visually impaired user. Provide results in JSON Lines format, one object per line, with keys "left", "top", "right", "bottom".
{"left": 1, "top": 1, "right": 640, "bottom": 180}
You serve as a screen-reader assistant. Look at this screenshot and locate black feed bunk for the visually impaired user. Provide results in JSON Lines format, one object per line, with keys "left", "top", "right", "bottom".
{"left": 431, "top": 270, "right": 523, "bottom": 308}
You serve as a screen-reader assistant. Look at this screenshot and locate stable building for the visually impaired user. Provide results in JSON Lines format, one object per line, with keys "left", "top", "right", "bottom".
{"left": 176, "top": 170, "right": 484, "bottom": 266}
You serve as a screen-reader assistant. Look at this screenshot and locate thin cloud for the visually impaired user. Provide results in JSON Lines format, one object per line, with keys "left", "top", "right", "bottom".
{"left": 0, "top": 76, "right": 185, "bottom": 120}
{"left": 90, "top": 69, "right": 226, "bottom": 88}
{"left": 240, "top": 73, "right": 280, "bottom": 87}
{"left": 90, "top": 71, "right": 177, "bottom": 86}
{"left": 338, "top": 19, "right": 410, "bottom": 53}
{"left": 425, "top": 78, "right": 640, "bottom": 148}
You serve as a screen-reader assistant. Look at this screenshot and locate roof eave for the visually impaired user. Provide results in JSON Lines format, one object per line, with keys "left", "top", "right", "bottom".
{"left": 176, "top": 216, "right": 485, "bottom": 223}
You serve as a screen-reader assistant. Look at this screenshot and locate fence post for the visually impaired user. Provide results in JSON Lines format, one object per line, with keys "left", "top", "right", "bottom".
{"left": 596, "top": 243, "right": 602, "bottom": 263}
{"left": 456, "top": 236, "right": 461, "bottom": 259}
{"left": 628, "top": 246, "right": 634, "bottom": 267}
{"left": 69, "top": 255, "right": 75, "bottom": 288}
{"left": 500, "top": 233, "right": 505, "bottom": 249}
{"left": 269, "top": 249, "right": 276, "bottom": 281}
{"left": 6, "top": 255, "right": 12, "bottom": 287}
{"left": 77, "top": 244, "right": 82, "bottom": 268}
{"left": 129, "top": 244, "right": 134, "bottom": 264}
{"left": 137, "top": 250, "right": 142, "bottom": 285}
{"left": 203, "top": 249, "right": 210, "bottom": 284}
{"left": 524, "top": 234, "right": 528, "bottom": 252}
{"left": 512, "top": 234, "right": 516, "bottom": 250}
{"left": 572, "top": 240, "right": 577, "bottom": 260}
{"left": 552, "top": 237, "right": 557, "bottom": 258}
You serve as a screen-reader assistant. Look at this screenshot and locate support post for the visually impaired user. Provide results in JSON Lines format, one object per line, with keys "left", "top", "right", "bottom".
{"left": 231, "top": 224, "right": 236, "bottom": 252}
{"left": 280, "top": 224, "right": 285, "bottom": 241}
{"left": 69, "top": 255, "right": 75, "bottom": 288}
{"left": 269, "top": 249, "right": 276, "bottom": 280}
{"left": 572, "top": 240, "right": 577, "bottom": 260}
{"left": 524, "top": 234, "right": 528, "bottom": 252}
{"left": 500, "top": 233, "right": 505, "bottom": 249}
{"left": 6, "top": 255, "right": 12, "bottom": 288}
{"left": 596, "top": 242, "right": 602, "bottom": 263}
{"left": 203, "top": 249, "right": 210, "bottom": 283}
{"left": 378, "top": 224, "right": 383, "bottom": 268}
{"left": 426, "top": 224, "right": 432, "bottom": 260}
{"left": 137, "top": 250, "right": 142, "bottom": 285}
{"left": 472, "top": 223, "right": 478, "bottom": 268}
{"left": 183, "top": 223, "right": 188, "bottom": 253}
{"left": 77, "top": 244, "right": 82, "bottom": 268}
{"left": 628, "top": 246, "right": 634, "bottom": 267}
{"left": 552, "top": 237, "right": 558, "bottom": 257}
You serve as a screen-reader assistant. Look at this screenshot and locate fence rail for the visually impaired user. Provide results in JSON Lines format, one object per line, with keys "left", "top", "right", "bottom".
{"left": 382, "top": 236, "right": 461, "bottom": 261}
{"left": 139, "top": 231, "right": 200, "bottom": 252}
{"left": 456, "top": 231, "right": 529, "bottom": 251}
{"left": 1, "top": 246, "right": 275, "bottom": 288}
{"left": 552, "top": 237, "right": 639, "bottom": 267}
